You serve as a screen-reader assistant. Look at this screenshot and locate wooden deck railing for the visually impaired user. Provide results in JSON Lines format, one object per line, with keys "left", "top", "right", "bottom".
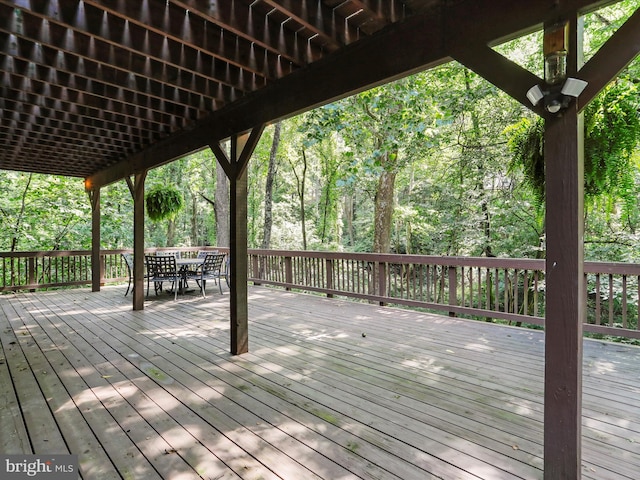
{"left": 0, "top": 247, "right": 219, "bottom": 292}
{"left": 1, "top": 248, "right": 638, "bottom": 339}
{"left": 247, "top": 250, "right": 640, "bottom": 340}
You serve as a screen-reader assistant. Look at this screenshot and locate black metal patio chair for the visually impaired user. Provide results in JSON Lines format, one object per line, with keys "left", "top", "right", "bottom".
{"left": 145, "top": 254, "right": 181, "bottom": 300}
{"left": 186, "top": 253, "right": 227, "bottom": 297}
{"left": 121, "top": 252, "right": 152, "bottom": 296}
{"left": 121, "top": 253, "right": 134, "bottom": 296}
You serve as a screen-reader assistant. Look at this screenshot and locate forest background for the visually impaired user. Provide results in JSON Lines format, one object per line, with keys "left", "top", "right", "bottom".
{"left": 1, "top": 2, "right": 639, "bottom": 264}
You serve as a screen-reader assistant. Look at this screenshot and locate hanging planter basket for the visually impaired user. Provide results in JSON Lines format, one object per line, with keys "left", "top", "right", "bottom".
{"left": 145, "top": 184, "right": 184, "bottom": 221}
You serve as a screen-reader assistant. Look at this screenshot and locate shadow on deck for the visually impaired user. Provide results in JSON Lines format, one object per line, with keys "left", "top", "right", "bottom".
{"left": 1, "top": 285, "right": 638, "bottom": 479}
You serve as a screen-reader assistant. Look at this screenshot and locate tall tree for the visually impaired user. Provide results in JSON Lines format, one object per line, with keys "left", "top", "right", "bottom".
{"left": 7, "top": 172, "right": 32, "bottom": 252}
{"left": 308, "top": 75, "right": 436, "bottom": 253}
{"left": 287, "top": 147, "right": 309, "bottom": 250}
{"left": 262, "top": 122, "right": 281, "bottom": 249}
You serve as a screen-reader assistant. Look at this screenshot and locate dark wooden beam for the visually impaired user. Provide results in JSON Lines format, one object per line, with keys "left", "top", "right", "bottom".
{"left": 544, "top": 15, "right": 584, "bottom": 479}
{"left": 543, "top": 105, "right": 585, "bottom": 480}
{"left": 132, "top": 171, "right": 147, "bottom": 311}
{"left": 578, "top": 6, "right": 640, "bottom": 109}
{"left": 209, "top": 125, "right": 265, "bottom": 355}
{"left": 85, "top": 0, "right": 282, "bottom": 80}
{"left": 89, "top": 187, "right": 101, "bottom": 292}
{"left": 260, "top": 0, "right": 347, "bottom": 51}
{"left": 87, "top": 0, "right": 615, "bottom": 189}
{"left": 208, "top": 141, "right": 232, "bottom": 180}
{"left": 229, "top": 150, "right": 250, "bottom": 355}
{"left": 451, "top": 45, "right": 545, "bottom": 114}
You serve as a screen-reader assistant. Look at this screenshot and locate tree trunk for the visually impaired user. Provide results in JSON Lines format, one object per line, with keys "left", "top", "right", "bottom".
{"left": 344, "top": 193, "right": 355, "bottom": 247}
{"left": 464, "top": 69, "right": 492, "bottom": 256}
{"left": 215, "top": 160, "right": 229, "bottom": 247}
{"left": 10, "top": 173, "right": 33, "bottom": 252}
{"left": 372, "top": 165, "right": 396, "bottom": 253}
{"left": 299, "top": 149, "right": 308, "bottom": 250}
{"left": 190, "top": 193, "right": 198, "bottom": 245}
{"left": 262, "top": 122, "right": 281, "bottom": 249}
{"left": 288, "top": 146, "right": 308, "bottom": 250}
{"left": 166, "top": 219, "right": 176, "bottom": 247}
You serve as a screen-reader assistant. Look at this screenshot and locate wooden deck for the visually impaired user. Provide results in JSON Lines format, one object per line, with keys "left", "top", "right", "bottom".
{"left": 1, "top": 286, "right": 639, "bottom": 480}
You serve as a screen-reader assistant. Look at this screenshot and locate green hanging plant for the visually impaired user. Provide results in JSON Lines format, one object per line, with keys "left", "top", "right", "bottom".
{"left": 145, "top": 184, "right": 184, "bottom": 221}
{"left": 505, "top": 78, "right": 640, "bottom": 208}
{"left": 504, "top": 116, "right": 545, "bottom": 206}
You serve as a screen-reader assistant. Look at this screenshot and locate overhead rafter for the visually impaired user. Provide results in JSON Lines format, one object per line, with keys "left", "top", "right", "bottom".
{"left": 171, "top": 0, "right": 321, "bottom": 65}
{"left": 259, "top": 0, "right": 353, "bottom": 51}
{"left": 0, "top": 0, "right": 628, "bottom": 182}
{"left": 87, "top": 0, "right": 619, "bottom": 189}
{"left": 2, "top": 0, "right": 419, "bottom": 178}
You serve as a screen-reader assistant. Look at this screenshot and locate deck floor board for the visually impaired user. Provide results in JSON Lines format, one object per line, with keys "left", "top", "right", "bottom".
{"left": 1, "top": 286, "right": 639, "bottom": 479}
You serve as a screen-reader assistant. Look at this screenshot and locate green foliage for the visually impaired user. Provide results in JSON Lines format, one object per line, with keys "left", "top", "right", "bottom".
{"left": 0, "top": 172, "right": 90, "bottom": 251}
{"left": 145, "top": 184, "right": 184, "bottom": 222}
{"left": 584, "top": 79, "right": 640, "bottom": 202}
{"left": 504, "top": 117, "right": 545, "bottom": 206}
{"left": 506, "top": 79, "right": 640, "bottom": 210}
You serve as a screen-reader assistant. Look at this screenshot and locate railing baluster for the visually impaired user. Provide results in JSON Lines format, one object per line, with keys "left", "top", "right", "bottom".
{"left": 523, "top": 270, "right": 529, "bottom": 316}
{"left": 378, "top": 261, "right": 387, "bottom": 306}
{"left": 326, "top": 258, "right": 333, "bottom": 298}
{"left": 503, "top": 268, "right": 509, "bottom": 314}
{"left": 595, "top": 274, "right": 601, "bottom": 325}
{"left": 468, "top": 267, "right": 473, "bottom": 308}
{"left": 609, "top": 274, "right": 614, "bottom": 327}
{"left": 622, "top": 275, "right": 627, "bottom": 329}
{"left": 513, "top": 269, "right": 519, "bottom": 316}
{"left": 461, "top": 266, "right": 466, "bottom": 307}
{"left": 534, "top": 271, "right": 539, "bottom": 317}
{"left": 494, "top": 268, "right": 499, "bottom": 312}
{"left": 448, "top": 266, "right": 457, "bottom": 317}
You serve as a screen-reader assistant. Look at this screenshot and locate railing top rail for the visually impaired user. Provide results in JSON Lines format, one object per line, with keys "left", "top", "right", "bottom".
{"left": 247, "top": 249, "right": 546, "bottom": 268}
{"left": 0, "top": 247, "right": 227, "bottom": 259}
{"left": 1, "top": 248, "right": 638, "bottom": 274}
{"left": 583, "top": 261, "right": 640, "bottom": 275}
{"left": 0, "top": 249, "right": 129, "bottom": 258}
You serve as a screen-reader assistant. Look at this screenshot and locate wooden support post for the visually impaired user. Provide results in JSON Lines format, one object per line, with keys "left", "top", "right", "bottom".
{"left": 544, "top": 104, "right": 584, "bottom": 480}
{"left": 28, "top": 257, "right": 35, "bottom": 292}
{"left": 210, "top": 126, "right": 265, "bottom": 355}
{"left": 449, "top": 10, "right": 640, "bottom": 479}
{"left": 378, "top": 262, "right": 387, "bottom": 306}
{"left": 131, "top": 172, "right": 147, "bottom": 311}
{"left": 448, "top": 266, "right": 458, "bottom": 317}
{"left": 326, "top": 258, "right": 334, "bottom": 298}
{"left": 285, "top": 256, "right": 293, "bottom": 290}
{"left": 251, "top": 255, "right": 261, "bottom": 285}
{"left": 89, "top": 188, "right": 101, "bottom": 292}
{"left": 544, "top": 15, "right": 584, "bottom": 479}
{"left": 230, "top": 155, "right": 249, "bottom": 354}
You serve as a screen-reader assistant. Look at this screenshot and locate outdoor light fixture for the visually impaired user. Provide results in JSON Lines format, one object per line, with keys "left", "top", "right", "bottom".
{"left": 526, "top": 85, "right": 545, "bottom": 106}
{"left": 526, "top": 21, "right": 588, "bottom": 114}
{"left": 526, "top": 78, "right": 588, "bottom": 113}
{"left": 561, "top": 77, "right": 588, "bottom": 97}
{"left": 544, "top": 22, "right": 568, "bottom": 85}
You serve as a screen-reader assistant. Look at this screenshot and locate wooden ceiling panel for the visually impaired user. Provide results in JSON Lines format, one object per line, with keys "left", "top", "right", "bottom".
{"left": 0, "top": 0, "right": 623, "bottom": 180}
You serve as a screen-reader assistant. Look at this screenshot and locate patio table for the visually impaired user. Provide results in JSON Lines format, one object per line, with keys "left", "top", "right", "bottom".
{"left": 175, "top": 257, "right": 205, "bottom": 294}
